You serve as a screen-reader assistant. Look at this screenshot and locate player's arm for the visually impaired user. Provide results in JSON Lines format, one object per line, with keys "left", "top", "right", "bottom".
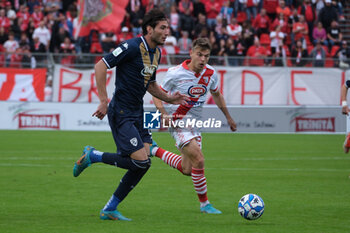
{"left": 92, "top": 59, "right": 109, "bottom": 120}
{"left": 341, "top": 83, "right": 349, "bottom": 115}
{"left": 152, "top": 96, "right": 173, "bottom": 127}
{"left": 153, "top": 96, "right": 168, "bottom": 115}
{"left": 148, "top": 81, "right": 189, "bottom": 105}
{"left": 210, "top": 90, "right": 237, "bottom": 131}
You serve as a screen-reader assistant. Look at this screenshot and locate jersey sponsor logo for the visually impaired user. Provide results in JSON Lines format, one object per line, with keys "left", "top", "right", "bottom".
{"left": 130, "top": 137, "right": 138, "bottom": 146}
{"left": 188, "top": 84, "right": 207, "bottom": 98}
{"left": 141, "top": 65, "right": 157, "bottom": 77}
{"left": 112, "top": 47, "right": 123, "bottom": 57}
{"left": 186, "top": 100, "right": 204, "bottom": 107}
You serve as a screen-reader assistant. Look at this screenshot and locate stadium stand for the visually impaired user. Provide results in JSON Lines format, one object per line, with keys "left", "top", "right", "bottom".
{"left": 0, "top": 0, "right": 349, "bottom": 70}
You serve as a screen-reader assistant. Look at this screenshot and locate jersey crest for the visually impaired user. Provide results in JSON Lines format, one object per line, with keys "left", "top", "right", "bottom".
{"left": 130, "top": 137, "right": 138, "bottom": 147}
{"left": 139, "top": 42, "right": 160, "bottom": 87}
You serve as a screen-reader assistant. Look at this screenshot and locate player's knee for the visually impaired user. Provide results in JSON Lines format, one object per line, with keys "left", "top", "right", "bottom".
{"left": 195, "top": 159, "right": 204, "bottom": 168}
{"left": 130, "top": 158, "right": 151, "bottom": 171}
{"left": 193, "top": 154, "right": 205, "bottom": 168}
{"left": 182, "top": 169, "right": 191, "bottom": 176}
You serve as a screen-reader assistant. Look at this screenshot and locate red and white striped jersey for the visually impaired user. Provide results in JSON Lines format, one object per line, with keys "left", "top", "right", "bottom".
{"left": 160, "top": 59, "right": 218, "bottom": 120}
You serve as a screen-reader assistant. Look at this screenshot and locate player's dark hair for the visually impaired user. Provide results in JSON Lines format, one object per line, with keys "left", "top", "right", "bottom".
{"left": 192, "top": 38, "right": 212, "bottom": 51}
{"left": 142, "top": 9, "right": 168, "bottom": 35}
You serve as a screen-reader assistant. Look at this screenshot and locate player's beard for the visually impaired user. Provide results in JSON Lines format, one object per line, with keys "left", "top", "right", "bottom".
{"left": 152, "top": 34, "right": 165, "bottom": 46}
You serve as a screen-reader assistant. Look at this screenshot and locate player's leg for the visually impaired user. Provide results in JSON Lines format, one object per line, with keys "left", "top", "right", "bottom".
{"left": 180, "top": 152, "right": 193, "bottom": 175}
{"left": 73, "top": 119, "right": 148, "bottom": 176}
{"left": 74, "top": 110, "right": 151, "bottom": 220}
{"left": 180, "top": 140, "right": 207, "bottom": 203}
{"left": 101, "top": 145, "right": 150, "bottom": 220}
{"left": 180, "top": 138, "right": 221, "bottom": 214}
{"left": 101, "top": 123, "right": 152, "bottom": 219}
{"left": 343, "top": 114, "right": 350, "bottom": 153}
{"left": 101, "top": 116, "right": 154, "bottom": 220}
{"left": 149, "top": 129, "right": 200, "bottom": 174}
{"left": 150, "top": 141, "right": 184, "bottom": 174}
{"left": 100, "top": 145, "right": 150, "bottom": 221}
{"left": 151, "top": 129, "right": 221, "bottom": 213}
{"left": 101, "top": 118, "right": 152, "bottom": 221}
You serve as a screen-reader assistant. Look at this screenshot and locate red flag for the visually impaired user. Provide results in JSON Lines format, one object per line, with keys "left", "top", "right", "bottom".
{"left": 74, "top": 0, "right": 129, "bottom": 38}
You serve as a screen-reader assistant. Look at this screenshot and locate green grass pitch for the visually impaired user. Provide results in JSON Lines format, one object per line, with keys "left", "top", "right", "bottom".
{"left": 1, "top": 130, "right": 350, "bottom": 233}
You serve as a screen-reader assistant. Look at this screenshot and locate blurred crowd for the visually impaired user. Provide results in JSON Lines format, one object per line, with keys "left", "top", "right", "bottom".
{"left": 0, "top": 0, "right": 350, "bottom": 68}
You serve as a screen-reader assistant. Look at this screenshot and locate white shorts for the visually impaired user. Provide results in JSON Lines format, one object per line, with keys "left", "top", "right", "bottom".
{"left": 169, "top": 127, "right": 202, "bottom": 149}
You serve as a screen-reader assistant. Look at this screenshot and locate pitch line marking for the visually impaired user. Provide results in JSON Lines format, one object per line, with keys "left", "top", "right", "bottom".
{"left": 0, "top": 163, "right": 349, "bottom": 173}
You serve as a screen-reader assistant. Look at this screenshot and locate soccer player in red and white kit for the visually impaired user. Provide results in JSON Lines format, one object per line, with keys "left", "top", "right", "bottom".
{"left": 341, "top": 80, "right": 350, "bottom": 153}
{"left": 150, "top": 38, "right": 237, "bottom": 214}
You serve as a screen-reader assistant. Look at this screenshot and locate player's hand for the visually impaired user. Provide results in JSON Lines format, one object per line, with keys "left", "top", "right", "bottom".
{"left": 93, "top": 102, "right": 108, "bottom": 120}
{"left": 342, "top": 106, "right": 350, "bottom": 115}
{"left": 169, "top": 91, "right": 190, "bottom": 105}
{"left": 228, "top": 117, "right": 237, "bottom": 132}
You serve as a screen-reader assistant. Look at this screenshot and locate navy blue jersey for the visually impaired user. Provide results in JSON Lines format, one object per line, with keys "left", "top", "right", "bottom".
{"left": 346, "top": 80, "right": 350, "bottom": 88}
{"left": 103, "top": 36, "right": 161, "bottom": 110}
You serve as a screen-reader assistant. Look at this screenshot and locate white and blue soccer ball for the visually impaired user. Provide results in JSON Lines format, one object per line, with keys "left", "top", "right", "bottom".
{"left": 238, "top": 193, "right": 264, "bottom": 220}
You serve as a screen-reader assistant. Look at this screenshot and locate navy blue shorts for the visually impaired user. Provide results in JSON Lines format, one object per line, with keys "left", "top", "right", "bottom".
{"left": 107, "top": 106, "right": 152, "bottom": 156}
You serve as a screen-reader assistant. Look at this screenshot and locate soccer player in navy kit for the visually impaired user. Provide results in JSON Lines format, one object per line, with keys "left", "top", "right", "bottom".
{"left": 73, "top": 9, "right": 188, "bottom": 221}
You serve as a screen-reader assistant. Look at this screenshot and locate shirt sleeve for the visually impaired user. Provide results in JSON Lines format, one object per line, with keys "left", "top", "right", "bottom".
{"left": 102, "top": 41, "right": 134, "bottom": 69}
{"left": 346, "top": 80, "right": 350, "bottom": 88}
{"left": 210, "top": 70, "right": 219, "bottom": 92}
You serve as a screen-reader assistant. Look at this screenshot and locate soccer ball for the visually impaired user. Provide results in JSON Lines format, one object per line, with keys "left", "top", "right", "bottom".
{"left": 238, "top": 193, "right": 264, "bottom": 220}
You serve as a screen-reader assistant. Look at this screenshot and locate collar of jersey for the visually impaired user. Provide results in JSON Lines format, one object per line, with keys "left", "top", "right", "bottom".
{"left": 181, "top": 59, "right": 206, "bottom": 78}
{"left": 140, "top": 36, "right": 156, "bottom": 53}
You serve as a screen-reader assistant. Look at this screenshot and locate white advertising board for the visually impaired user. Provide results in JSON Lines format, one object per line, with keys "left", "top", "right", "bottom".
{"left": 0, "top": 101, "right": 345, "bottom": 133}
{"left": 52, "top": 65, "right": 350, "bottom": 106}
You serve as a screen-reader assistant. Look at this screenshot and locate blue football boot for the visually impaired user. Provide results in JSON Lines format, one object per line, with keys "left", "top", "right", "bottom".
{"left": 200, "top": 204, "right": 222, "bottom": 214}
{"left": 73, "top": 146, "right": 94, "bottom": 177}
{"left": 149, "top": 140, "right": 158, "bottom": 157}
{"left": 100, "top": 210, "right": 131, "bottom": 221}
